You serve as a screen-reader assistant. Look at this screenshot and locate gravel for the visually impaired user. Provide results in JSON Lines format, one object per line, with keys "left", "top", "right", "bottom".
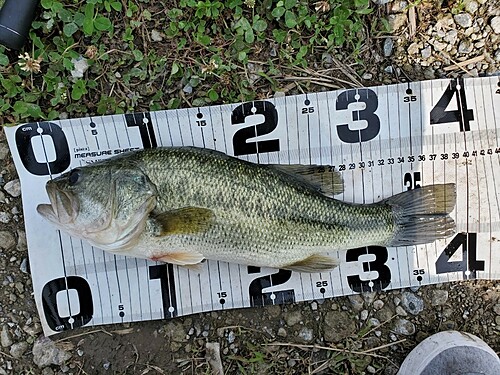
{"left": 32, "top": 337, "right": 72, "bottom": 368}
{"left": 401, "top": 292, "right": 424, "bottom": 315}
{"left": 2, "top": 180, "right": 20, "bottom": 198}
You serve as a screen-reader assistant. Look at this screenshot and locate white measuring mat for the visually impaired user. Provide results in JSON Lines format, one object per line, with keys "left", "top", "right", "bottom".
{"left": 5, "top": 76, "right": 500, "bottom": 336}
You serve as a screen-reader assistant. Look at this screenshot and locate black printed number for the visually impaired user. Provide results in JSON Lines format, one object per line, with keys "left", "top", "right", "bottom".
{"left": 404, "top": 171, "right": 421, "bottom": 191}
{"left": 149, "top": 264, "right": 177, "bottom": 318}
{"left": 336, "top": 88, "right": 380, "bottom": 143}
{"left": 231, "top": 101, "right": 280, "bottom": 156}
{"left": 125, "top": 112, "right": 156, "bottom": 148}
{"left": 41, "top": 276, "right": 93, "bottom": 332}
{"left": 345, "top": 246, "right": 391, "bottom": 292}
{"left": 430, "top": 78, "right": 474, "bottom": 132}
{"left": 15, "top": 122, "right": 71, "bottom": 176}
{"left": 247, "top": 267, "right": 295, "bottom": 307}
{"left": 435, "top": 233, "right": 484, "bottom": 278}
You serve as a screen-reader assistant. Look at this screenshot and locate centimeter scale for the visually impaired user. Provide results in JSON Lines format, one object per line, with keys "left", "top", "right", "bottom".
{"left": 5, "top": 76, "right": 500, "bottom": 336}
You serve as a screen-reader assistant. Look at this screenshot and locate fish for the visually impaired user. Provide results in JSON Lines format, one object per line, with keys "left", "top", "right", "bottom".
{"left": 37, "top": 147, "right": 456, "bottom": 273}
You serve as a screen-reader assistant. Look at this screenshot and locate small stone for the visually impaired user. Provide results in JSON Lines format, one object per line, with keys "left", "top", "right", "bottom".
{"left": 493, "top": 304, "right": 500, "bottom": 315}
{"left": 10, "top": 341, "right": 28, "bottom": 358}
{"left": 464, "top": 0, "right": 479, "bottom": 14}
{"left": 70, "top": 56, "right": 89, "bottom": 79}
{"left": 431, "top": 290, "right": 449, "bottom": 306}
{"left": 298, "top": 327, "right": 314, "bottom": 343}
{"left": 311, "top": 301, "right": 318, "bottom": 311}
{"left": 396, "top": 306, "right": 408, "bottom": 316}
{"left": 383, "top": 38, "right": 394, "bottom": 57}
{"left": 19, "top": 258, "right": 28, "bottom": 274}
{"left": 227, "top": 331, "right": 235, "bottom": 344}
{"left": 103, "top": 361, "right": 111, "bottom": 370}
{"left": 277, "top": 327, "right": 287, "bottom": 337}
{"left": 363, "top": 292, "right": 376, "bottom": 305}
{"left": 458, "top": 40, "right": 473, "bottom": 54}
{"left": 1, "top": 325, "right": 13, "bottom": 347}
{"left": 41, "top": 368, "right": 55, "bottom": 375}
{"left": 285, "top": 310, "right": 302, "bottom": 326}
{"left": 392, "top": 318, "right": 415, "bottom": 336}
{"left": 0, "top": 212, "right": 11, "bottom": 224}
{"left": 373, "top": 300, "right": 384, "bottom": 310}
{"left": 443, "top": 30, "right": 458, "bottom": 45}
{"left": 0, "top": 143, "right": 9, "bottom": 160}
{"left": 368, "top": 318, "right": 380, "bottom": 327}
{"left": 401, "top": 292, "right": 424, "bottom": 315}
{"left": 421, "top": 46, "right": 432, "bottom": 59}
{"left": 3, "top": 180, "right": 21, "bottom": 197}
{"left": 407, "top": 42, "right": 420, "bottom": 55}
{"left": 367, "top": 365, "right": 377, "bottom": 374}
{"left": 388, "top": 14, "right": 408, "bottom": 32}
{"left": 182, "top": 83, "right": 193, "bottom": 94}
{"left": 322, "top": 52, "right": 333, "bottom": 68}
{"left": 32, "top": 336, "right": 72, "bottom": 367}
{"left": 77, "top": 349, "right": 84, "bottom": 357}
{"left": 16, "top": 230, "right": 27, "bottom": 252}
{"left": 360, "top": 310, "right": 369, "bottom": 321}
{"left": 151, "top": 30, "right": 163, "bottom": 42}
{"left": 0, "top": 191, "right": 5, "bottom": 203}
{"left": 0, "top": 232, "right": 16, "bottom": 251}
{"left": 491, "top": 16, "right": 500, "bottom": 34}
{"left": 454, "top": 13, "right": 473, "bottom": 28}
{"left": 348, "top": 295, "right": 364, "bottom": 311}
{"left": 495, "top": 316, "right": 500, "bottom": 326}
{"left": 362, "top": 72, "right": 373, "bottom": 80}
{"left": 432, "top": 40, "right": 447, "bottom": 51}
{"left": 390, "top": 0, "right": 409, "bottom": 13}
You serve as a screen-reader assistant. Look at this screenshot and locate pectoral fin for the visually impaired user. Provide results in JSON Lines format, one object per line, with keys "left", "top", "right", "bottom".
{"left": 149, "top": 207, "right": 214, "bottom": 236}
{"left": 282, "top": 254, "right": 339, "bottom": 273}
{"left": 152, "top": 251, "right": 205, "bottom": 266}
{"left": 270, "top": 164, "right": 344, "bottom": 196}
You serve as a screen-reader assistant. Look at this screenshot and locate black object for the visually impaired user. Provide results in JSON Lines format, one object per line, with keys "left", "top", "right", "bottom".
{"left": 0, "top": 0, "right": 39, "bottom": 50}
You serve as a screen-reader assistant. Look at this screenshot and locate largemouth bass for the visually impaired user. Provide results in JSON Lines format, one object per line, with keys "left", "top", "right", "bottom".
{"left": 37, "top": 147, "right": 456, "bottom": 272}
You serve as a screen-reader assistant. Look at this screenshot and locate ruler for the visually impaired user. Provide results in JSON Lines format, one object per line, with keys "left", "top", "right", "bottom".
{"left": 5, "top": 76, "right": 500, "bottom": 336}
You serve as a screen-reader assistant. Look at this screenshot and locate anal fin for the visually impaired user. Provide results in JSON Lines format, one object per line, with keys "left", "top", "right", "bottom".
{"left": 282, "top": 254, "right": 339, "bottom": 273}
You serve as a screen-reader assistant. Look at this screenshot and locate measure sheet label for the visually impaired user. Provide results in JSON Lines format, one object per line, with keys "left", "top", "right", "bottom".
{"left": 5, "top": 77, "right": 500, "bottom": 336}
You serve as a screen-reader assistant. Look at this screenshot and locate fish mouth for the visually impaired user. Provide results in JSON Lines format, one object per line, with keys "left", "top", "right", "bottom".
{"left": 37, "top": 182, "right": 79, "bottom": 225}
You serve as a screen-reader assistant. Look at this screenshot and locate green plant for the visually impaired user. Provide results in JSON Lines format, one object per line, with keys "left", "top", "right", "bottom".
{"left": 0, "top": 0, "right": 377, "bottom": 125}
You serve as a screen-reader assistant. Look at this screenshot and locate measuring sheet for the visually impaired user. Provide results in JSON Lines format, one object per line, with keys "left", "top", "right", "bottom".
{"left": 5, "top": 76, "right": 500, "bottom": 336}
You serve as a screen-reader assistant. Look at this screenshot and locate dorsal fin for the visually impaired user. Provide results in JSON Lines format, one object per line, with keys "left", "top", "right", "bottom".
{"left": 270, "top": 164, "right": 344, "bottom": 196}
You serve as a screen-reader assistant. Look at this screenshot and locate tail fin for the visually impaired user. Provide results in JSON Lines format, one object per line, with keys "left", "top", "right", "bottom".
{"left": 385, "top": 184, "right": 456, "bottom": 247}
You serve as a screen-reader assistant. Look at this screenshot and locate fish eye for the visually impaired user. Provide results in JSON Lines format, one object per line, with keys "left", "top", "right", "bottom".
{"left": 68, "top": 169, "right": 82, "bottom": 186}
{"left": 133, "top": 175, "right": 146, "bottom": 185}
